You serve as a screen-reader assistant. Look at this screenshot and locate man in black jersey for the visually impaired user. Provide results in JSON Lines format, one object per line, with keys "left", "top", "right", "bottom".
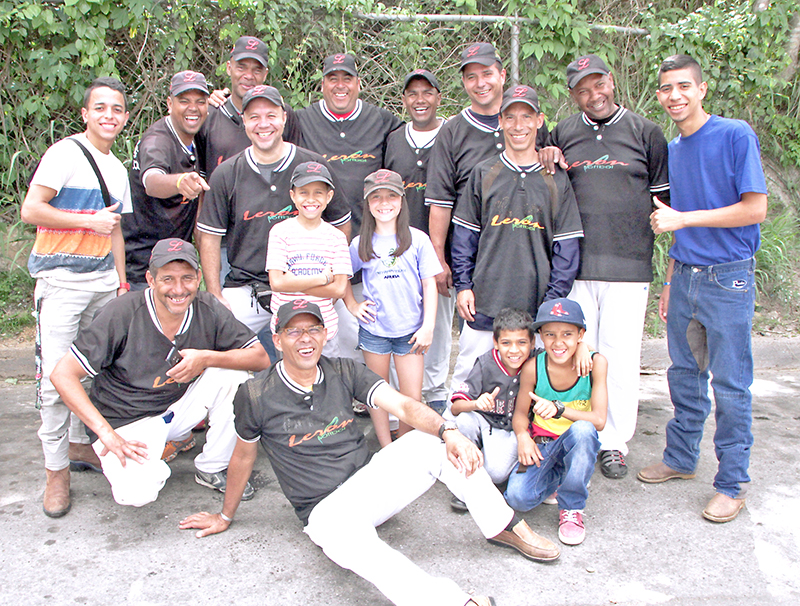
{"left": 385, "top": 69, "right": 450, "bottom": 413}
{"left": 181, "top": 300, "right": 560, "bottom": 606}
{"left": 295, "top": 53, "right": 403, "bottom": 362}
{"left": 50, "top": 239, "right": 270, "bottom": 509}
{"left": 197, "top": 86, "right": 350, "bottom": 352}
{"left": 124, "top": 71, "right": 211, "bottom": 289}
{"left": 450, "top": 86, "right": 583, "bottom": 393}
{"left": 544, "top": 55, "right": 670, "bottom": 479}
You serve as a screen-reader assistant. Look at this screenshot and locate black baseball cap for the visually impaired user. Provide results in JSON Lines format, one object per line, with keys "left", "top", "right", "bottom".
{"left": 230, "top": 36, "right": 269, "bottom": 67}
{"left": 170, "top": 71, "right": 209, "bottom": 97}
{"left": 500, "top": 85, "right": 541, "bottom": 114}
{"left": 566, "top": 54, "right": 611, "bottom": 89}
{"left": 323, "top": 53, "right": 358, "bottom": 77}
{"left": 460, "top": 43, "right": 502, "bottom": 70}
{"left": 364, "top": 169, "right": 405, "bottom": 199}
{"left": 149, "top": 238, "right": 199, "bottom": 270}
{"left": 275, "top": 300, "right": 325, "bottom": 331}
{"left": 291, "top": 161, "right": 335, "bottom": 189}
{"left": 532, "top": 298, "right": 586, "bottom": 332}
{"left": 241, "top": 85, "right": 285, "bottom": 111}
{"left": 403, "top": 69, "right": 440, "bottom": 92}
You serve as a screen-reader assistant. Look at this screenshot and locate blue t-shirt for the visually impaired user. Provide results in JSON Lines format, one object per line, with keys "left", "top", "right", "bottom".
{"left": 350, "top": 228, "right": 442, "bottom": 338}
{"left": 668, "top": 115, "right": 767, "bottom": 266}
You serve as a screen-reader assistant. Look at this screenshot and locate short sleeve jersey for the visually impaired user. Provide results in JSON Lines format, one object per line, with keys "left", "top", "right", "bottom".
{"left": 125, "top": 117, "right": 203, "bottom": 283}
{"left": 296, "top": 100, "right": 403, "bottom": 233}
{"left": 233, "top": 357, "right": 385, "bottom": 524}
{"left": 197, "top": 144, "right": 351, "bottom": 287}
{"left": 349, "top": 228, "right": 443, "bottom": 337}
{"left": 384, "top": 120, "right": 446, "bottom": 233}
{"left": 196, "top": 98, "right": 301, "bottom": 179}
{"left": 266, "top": 218, "right": 353, "bottom": 338}
{"left": 667, "top": 115, "right": 768, "bottom": 266}
{"left": 530, "top": 351, "right": 593, "bottom": 438}
{"left": 451, "top": 347, "right": 542, "bottom": 431}
{"left": 69, "top": 290, "right": 258, "bottom": 432}
{"left": 452, "top": 153, "right": 583, "bottom": 319}
{"left": 28, "top": 133, "right": 131, "bottom": 289}
{"left": 425, "top": 109, "right": 549, "bottom": 209}
{"left": 548, "top": 106, "right": 670, "bottom": 282}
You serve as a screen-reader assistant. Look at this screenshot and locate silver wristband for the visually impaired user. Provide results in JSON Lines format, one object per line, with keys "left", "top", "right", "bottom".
{"left": 220, "top": 512, "right": 233, "bottom": 523}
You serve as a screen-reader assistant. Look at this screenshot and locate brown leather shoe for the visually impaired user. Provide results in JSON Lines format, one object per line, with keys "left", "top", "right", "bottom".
{"left": 702, "top": 493, "right": 745, "bottom": 523}
{"left": 69, "top": 442, "right": 103, "bottom": 473}
{"left": 637, "top": 462, "right": 696, "bottom": 483}
{"left": 488, "top": 519, "right": 560, "bottom": 562}
{"left": 43, "top": 468, "right": 71, "bottom": 518}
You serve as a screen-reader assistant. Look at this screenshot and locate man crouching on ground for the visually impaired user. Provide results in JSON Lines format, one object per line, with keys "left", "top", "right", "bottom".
{"left": 181, "top": 300, "right": 560, "bottom": 606}
{"left": 51, "top": 238, "right": 270, "bottom": 508}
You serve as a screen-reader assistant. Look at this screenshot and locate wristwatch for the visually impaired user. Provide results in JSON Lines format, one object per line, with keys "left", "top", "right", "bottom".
{"left": 438, "top": 420, "right": 458, "bottom": 440}
{"left": 552, "top": 399, "right": 565, "bottom": 419}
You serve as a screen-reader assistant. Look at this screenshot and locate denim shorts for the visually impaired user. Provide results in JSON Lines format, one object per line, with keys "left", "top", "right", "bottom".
{"left": 357, "top": 326, "right": 415, "bottom": 355}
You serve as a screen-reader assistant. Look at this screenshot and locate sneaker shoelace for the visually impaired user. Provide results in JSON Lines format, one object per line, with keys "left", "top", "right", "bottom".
{"left": 560, "top": 510, "right": 584, "bottom": 527}
{"left": 604, "top": 450, "right": 626, "bottom": 465}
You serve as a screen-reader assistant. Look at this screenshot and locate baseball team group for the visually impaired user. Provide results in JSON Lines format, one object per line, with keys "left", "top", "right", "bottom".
{"left": 21, "top": 33, "right": 767, "bottom": 606}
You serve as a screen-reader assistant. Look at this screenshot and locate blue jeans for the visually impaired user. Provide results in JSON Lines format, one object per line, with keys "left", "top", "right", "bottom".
{"left": 504, "top": 420, "right": 600, "bottom": 511}
{"left": 664, "top": 258, "right": 755, "bottom": 498}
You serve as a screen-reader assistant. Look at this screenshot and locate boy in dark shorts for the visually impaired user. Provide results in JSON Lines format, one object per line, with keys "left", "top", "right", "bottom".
{"left": 505, "top": 298, "right": 608, "bottom": 546}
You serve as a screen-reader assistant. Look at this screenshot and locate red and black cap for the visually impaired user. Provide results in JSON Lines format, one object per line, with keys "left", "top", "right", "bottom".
{"left": 149, "top": 238, "right": 199, "bottom": 270}
{"left": 403, "top": 69, "right": 440, "bottom": 92}
{"left": 566, "top": 54, "right": 610, "bottom": 89}
{"left": 230, "top": 36, "right": 269, "bottom": 68}
{"left": 500, "top": 85, "right": 541, "bottom": 114}
{"left": 241, "top": 85, "right": 285, "bottom": 111}
{"left": 276, "top": 300, "right": 325, "bottom": 331}
{"left": 460, "top": 43, "right": 502, "bottom": 70}
{"left": 323, "top": 53, "right": 358, "bottom": 77}
{"left": 170, "top": 71, "right": 209, "bottom": 97}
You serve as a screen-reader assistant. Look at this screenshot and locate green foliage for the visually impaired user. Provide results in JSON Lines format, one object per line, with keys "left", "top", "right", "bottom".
{"left": 0, "top": 268, "right": 35, "bottom": 335}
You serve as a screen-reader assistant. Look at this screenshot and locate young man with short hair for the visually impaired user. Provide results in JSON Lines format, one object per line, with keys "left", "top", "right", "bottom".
{"left": 639, "top": 55, "right": 768, "bottom": 524}
{"left": 21, "top": 76, "right": 132, "bottom": 517}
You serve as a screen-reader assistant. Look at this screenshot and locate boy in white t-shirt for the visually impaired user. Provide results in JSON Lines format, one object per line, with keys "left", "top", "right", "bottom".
{"left": 267, "top": 162, "right": 352, "bottom": 356}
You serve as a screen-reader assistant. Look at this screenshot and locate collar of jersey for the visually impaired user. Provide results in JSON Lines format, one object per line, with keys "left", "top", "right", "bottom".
{"left": 319, "top": 99, "right": 363, "bottom": 122}
{"left": 145, "top": 287, "right": 193, "bottom": 337}
{"left": 581, "top": 105, "right": 626, "bottom": 128}
{"left": 462, "top": 108, "right": 501, "bottom": 133}
{"left": 492, "top": 348, "right": 524, "bottom": 377}
{"left": 500, "top": 152, "right": 542, "bottom": 174}
{"left": 276, "top": 360, "right": 324, "bottom": 394}
{"left": 245, "top": 144, "right": 296, "bottom": 175}
{"left": 220, "top": 97, "right": 243, "bottom": 126}
{"left": 165, "top": 116, "right": 197, "bottom": 158}
{"left": 404, "top": 119, "right": 445, "bottom": 150}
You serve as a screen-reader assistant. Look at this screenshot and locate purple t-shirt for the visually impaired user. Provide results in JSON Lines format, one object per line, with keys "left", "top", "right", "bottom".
{"left": 349, "top": 227, "right": 442, "bottom": 337}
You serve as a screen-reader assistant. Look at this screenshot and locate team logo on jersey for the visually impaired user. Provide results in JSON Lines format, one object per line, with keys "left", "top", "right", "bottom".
{"left": 288, "top": 416, "right": 354, "bottom": 447}
{"left": 405, "top": 181, "right": 425, "bottom": 191}
{"left": 243, "top": 204, "right": 297, "bottom": 222}
{"left": 490, "top": 214, "right": 544, "bottom": 232}
{"left": 568, "top": 154, "right": 629, "bottom": 173}
{"left": 322, "top": 150, "right": 377, "bottom": 163}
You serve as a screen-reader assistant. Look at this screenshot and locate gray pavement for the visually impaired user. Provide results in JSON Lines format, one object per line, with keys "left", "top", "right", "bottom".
{"left": 2, "top": 339, "right": 800, "bottom": 605}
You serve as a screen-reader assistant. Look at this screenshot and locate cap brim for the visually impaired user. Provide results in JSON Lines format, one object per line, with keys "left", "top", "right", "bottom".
{"left": 323, "top": 66, "right": 358, "bottom": 77}
{"left": 500, "top": 99, "right": 540, "bottom": 114}
{"left": 292, "top": 175, "right": 334, "bottom": 189}
{"left": 171, "top": 84, "right": 209, "bottom": 97}
{"left": 532, "top": 319, "right": 585, "bottom": 332}
{"left": 568, "top": 68, "right": 609, "bottom": 89}
{"left": 231, "top": 52, "right": 269, "bottom": 67}
{"left": 461, "top": 57, "right": 500, "bottom": 70}
{"left": 364, "top": 184, "right": 404, "bottom": 199}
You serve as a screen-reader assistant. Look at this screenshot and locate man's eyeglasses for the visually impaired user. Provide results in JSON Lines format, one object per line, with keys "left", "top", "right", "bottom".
{"left": 283, "top": 325, "right": 324, "bottom": 338}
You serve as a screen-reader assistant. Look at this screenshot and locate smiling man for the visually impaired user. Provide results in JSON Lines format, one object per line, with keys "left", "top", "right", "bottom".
{"left": 181, "top": 300, "right": 560, "bottom": 606}
{"left": 450, "top": 86, "right": 583, "bottom": 388}
{"left": 124, "top": 71, "right": 211, "bottom": 290}
{"left": 49, "top": 239, "right": 270, "bottom": 510}
{"left": 541, "top": 54, "right": 671, "bottom": 480}
{"left": 197, "top": 85, "right": 350, "bottom": 343}
{"left": 21, "top": 77, "right": 132, "bottom": 517}
{"left": 638, "top": 55, "right": 768, "bottom": 524}
{"left": 384, "top": 69, "right": 451, "bottom": 413}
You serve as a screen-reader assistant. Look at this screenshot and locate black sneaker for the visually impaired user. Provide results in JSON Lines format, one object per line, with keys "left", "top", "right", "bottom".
{"left": 195, "top": 469, "right": 255, "bottom": 500}
{"left": 599, "top": 450, "right": 627, "bottom": 479}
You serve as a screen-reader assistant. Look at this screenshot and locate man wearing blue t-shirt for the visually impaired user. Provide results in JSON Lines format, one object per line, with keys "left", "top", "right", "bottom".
{"left": 638, "top": 55, "right": 768, "bottom": 524}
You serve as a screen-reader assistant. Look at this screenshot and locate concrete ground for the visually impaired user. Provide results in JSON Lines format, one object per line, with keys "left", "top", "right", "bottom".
{"left": 1, "top": 338, "right": 799, "bottom": 606}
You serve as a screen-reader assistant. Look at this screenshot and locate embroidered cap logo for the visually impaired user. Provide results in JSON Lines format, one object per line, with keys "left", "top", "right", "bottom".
{"left": 245, "top": 38, "right": 259, "bottom": 50}
{"left": 466, "top": 45, "right": 480, "bottom": 57}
